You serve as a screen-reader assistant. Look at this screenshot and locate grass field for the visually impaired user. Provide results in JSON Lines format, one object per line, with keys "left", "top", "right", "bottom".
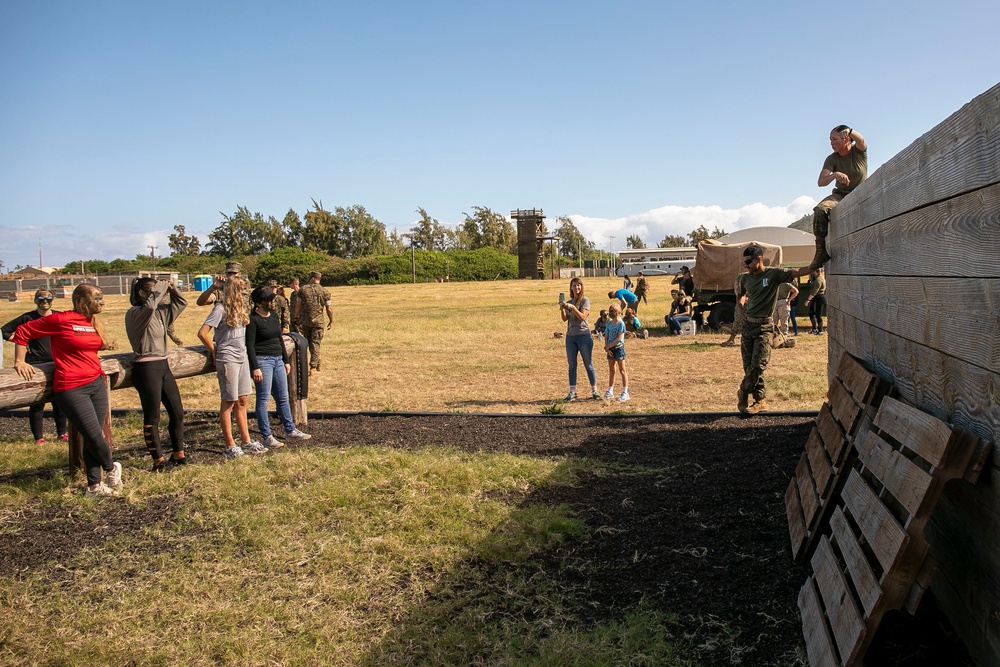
{"left": 0, "top": 278, "right": 829, "bottom": 415}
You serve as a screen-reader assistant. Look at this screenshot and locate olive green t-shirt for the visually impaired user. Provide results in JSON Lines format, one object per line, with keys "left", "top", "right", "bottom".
{"left": 823, "top": 146, "right": 868, "bottom": 195}
{"left": 740, "top": 268, "right": 795, "bottom": 319}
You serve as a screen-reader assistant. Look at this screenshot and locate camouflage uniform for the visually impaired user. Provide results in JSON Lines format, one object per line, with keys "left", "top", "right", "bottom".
{"left": 297, "top": 283, "right": 331, "bottom": 371}
{"left": 267, "top": 281, "right": 290, "bottom": 331}
{"left": 288, "top": 287, "right": 300, "bottom": 333}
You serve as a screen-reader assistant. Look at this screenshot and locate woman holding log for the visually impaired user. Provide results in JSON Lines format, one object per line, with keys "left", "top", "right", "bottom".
{"left": 125, "top": 277, "right": 188, "bottom": 471}
{"left": 11, "top": 284, "right": 123, "bottom": 497}
{"left": 1, "top": 289, "right": 68, "bottom": 444}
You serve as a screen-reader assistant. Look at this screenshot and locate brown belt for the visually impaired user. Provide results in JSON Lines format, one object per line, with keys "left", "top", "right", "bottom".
{"left": 744, "top": 316, "right": 772, "bottom": 324}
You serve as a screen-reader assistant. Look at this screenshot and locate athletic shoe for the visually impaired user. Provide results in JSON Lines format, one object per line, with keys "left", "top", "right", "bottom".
{"left": 105, "top": 462, "right": 123, "bottom": 488}
{"left": 618, "top": 391, "right": 630, "bottom": 402}
{"left": 85, "top": 483, "right": 119, "bottom": 498}
{"left": 816, "top": 331, "right": 825, "bottom": 336}
{"left": 591, "top": 390, "right": 602, "bottom": 400}
{"left": 563, "top": 391, "right": 577, "bottom": 402}
{"left": 641, "top": 329, "right": 649, "bottom": 339}
{"left": 152, "top": 458, "right": 168, "bottom": 473}
{"left": 222, "top": 445, "right": 244, "bottom": 460}
{"left": 262, "top": 435, "right": 284, "bottom": 450}
{"left": 603, "top": 389, "right": 615, "bottom": 400}
{"left": 169, "top": 454, "right": 187, "bottom": 466}
{"left": 35, "top": 438, "right": 45, "bottom": 445}
{"left": 60, "top": 433, "right": 69, "bottom": 441}
{"left": 286, "top": 429, "right": 312, "bottom": 440}
{"left": 241, "top": 440, "right": 268, "bottom": 455}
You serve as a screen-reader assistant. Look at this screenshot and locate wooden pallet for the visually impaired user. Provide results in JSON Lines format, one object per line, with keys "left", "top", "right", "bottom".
{"left": 797, "top": 396, "right": 990, "bottom": 666}
{"left": 786, "top": 352, "right": 888, "bottom": 563}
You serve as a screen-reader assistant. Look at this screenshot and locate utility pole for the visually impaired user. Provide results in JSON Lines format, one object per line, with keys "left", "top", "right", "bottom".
{"left": 609, "top": 236, "right": 615, "bottom": 275}
{"left": 38, "top": 241, "right": 42, "bottom": 270}
{"left": 148, "top": 245, "right": 157, "bottom": 274}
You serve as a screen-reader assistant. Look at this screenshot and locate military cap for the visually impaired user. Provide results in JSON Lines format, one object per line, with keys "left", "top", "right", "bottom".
{"left": 266, "top": 279, "right": 278, "bottom": 287}
{"left": 309, "top": 271, "right": 322, "bottom": 279}
{"left": 225, "top": 261, "right": 242, "bottom": 274}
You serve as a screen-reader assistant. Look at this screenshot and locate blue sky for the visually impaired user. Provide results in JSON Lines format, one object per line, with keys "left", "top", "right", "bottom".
{"left": 1, "top": 0, "right": 997, "bottom": 269}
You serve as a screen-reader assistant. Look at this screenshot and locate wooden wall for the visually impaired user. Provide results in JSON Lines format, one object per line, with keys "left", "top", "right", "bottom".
{"left": 827, "top": 82, "right": 1000, "bottom": 665}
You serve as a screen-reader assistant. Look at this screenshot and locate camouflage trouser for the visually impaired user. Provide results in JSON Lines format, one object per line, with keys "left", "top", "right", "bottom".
{"left": 775, "top": 299, "right": 790, "bottom": 336}
{"left": 731, "top": 300, "right": 745, "bottom": 335}
{"left": 298, "top": 325, "right": 324, "bottom": 370}
{"left": 740, "top": 321, "right": 773, "bottom": 401}
{"left": 812, "top": 193, "right": 844, "bottom": 239}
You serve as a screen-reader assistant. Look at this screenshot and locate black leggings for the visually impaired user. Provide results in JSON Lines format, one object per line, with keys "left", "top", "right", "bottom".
{"left": 54, "top": 376, "right": 112, "bottom": 487}
{"left": 809, "top": 295, "right": 827, "bottom": 332}
{"left": 28, "top": 401, "right": 67, "bottom": 441}
{"left": 132, "top": 359, "right": 185, "bottom": 460}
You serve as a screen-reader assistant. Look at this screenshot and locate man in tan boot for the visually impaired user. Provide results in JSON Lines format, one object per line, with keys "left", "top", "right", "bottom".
{"left": 808, "top": 125, "right": 867, "bottom": 270}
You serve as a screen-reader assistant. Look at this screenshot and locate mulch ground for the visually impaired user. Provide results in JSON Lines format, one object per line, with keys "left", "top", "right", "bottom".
{"left": 0, "top": 412, "right": 972, "bottom": 665}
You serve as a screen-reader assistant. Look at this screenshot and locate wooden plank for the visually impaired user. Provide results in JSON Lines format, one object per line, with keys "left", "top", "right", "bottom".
{"left": 816, "top": 404, "right": 849, "bottom": 465}
{"left": 829, "top": 507, "right": 882, "bottom": 617}
{"left": 812, "top": 537, "right": 866, "bottom": 665}
{"left": 831, "top": 183, "right": 1000, "bottom": 280}
{"left": 856, "top": 429, "right": 932, "bottom": 518}
{"left": 827, "top": 306, "right": 1000, "bottom": 446}
{"left": 799, "top": 577, "right": 841, "bottom": 667}
{"left": 827, "top": 380, "right": 862, "bottom": 437}
{"left": 826, "top": 275, "right": 1000, "bottom": 375}
{"left": 830, "top": 82, "right": 1000, "bottom": 241}
{"left": 834, "top": 351, "right": 878, "bottom": 407}
{"left": 805, "top": 429, "right": 834, "bottom": 497}
{"left": 786, "top": 478, "right": 808, "bottom": 560}
{"left": 841, "top": 470, "right": 909, "bottom": 574}
{"left": 873, "top": 396, "right": 953, "bottom": 468}
{"left": 796, "top": 456, "right": 821, "bottom": 527}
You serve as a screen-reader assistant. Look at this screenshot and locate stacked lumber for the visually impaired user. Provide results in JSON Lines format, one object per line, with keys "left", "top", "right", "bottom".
{"left": 825, "top": 82, "right": 1000, "bottom": 664}
{"left": 794, "top": 390, "right": 989, "bottom": 666}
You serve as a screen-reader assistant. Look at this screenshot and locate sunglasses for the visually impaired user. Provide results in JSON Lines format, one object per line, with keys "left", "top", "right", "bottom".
{"left": 35, "top": 296, "right": 54, "bottom": 302}
{"left": 743, "top": 258, "right": 754, "bottom": 265}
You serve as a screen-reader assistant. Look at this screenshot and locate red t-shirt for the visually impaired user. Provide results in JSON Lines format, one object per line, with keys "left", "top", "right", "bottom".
{"left": 11, "top": 310, "right": 105, "bottom": 392}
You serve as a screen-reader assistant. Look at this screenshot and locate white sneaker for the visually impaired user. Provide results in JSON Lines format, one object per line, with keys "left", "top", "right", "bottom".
{"left": 105, "top": 462, "right": 123, "bottom": 488}
{"left": 618, "top": 391, "right": 631, "bottom": 402}
{"left": 85, "top": 482, "right": 119, "bottom": 498}
{"left": 285, "top": 428, "right": 312, "bottom": 440}
{"left": 241, "top": 440, "right": 268, "bottom": 455}
{"left": 261, "top": 435, "right": 284, "bottom": 450}
{"left": 222, "top": 445, "right": 244, "bottom": 459}
{"left": 603, "top": 389, "right": 615, "bottom": 400}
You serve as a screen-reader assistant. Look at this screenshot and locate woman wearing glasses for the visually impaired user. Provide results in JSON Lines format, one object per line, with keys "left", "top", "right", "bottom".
{"left": 1, "top": 289, "right": 68, "bottom": 444}
{"left": 11, "top": 284, "right": 123, "bottom": 497}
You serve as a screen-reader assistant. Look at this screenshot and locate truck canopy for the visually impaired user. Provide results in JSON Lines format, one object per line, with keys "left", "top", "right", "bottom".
{"left": 692, "top": 239, "right": 783, "bottom": 292}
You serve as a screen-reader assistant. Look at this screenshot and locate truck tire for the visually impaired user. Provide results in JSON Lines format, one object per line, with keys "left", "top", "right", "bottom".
{"left": 707, "top": 301, "right": 736, "bottom": 331}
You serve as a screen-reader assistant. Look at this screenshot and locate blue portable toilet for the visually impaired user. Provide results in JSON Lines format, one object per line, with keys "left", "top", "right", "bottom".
{"left": 193, "top": 275, "right": 213, "bottom": 291}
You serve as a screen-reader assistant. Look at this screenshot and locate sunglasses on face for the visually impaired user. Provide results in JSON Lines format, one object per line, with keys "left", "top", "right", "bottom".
{"left": 743, "top": 258, "right": 754, "bottom": 265}
{"left": 35, "top": 296, "right": 54, "bottom": 302}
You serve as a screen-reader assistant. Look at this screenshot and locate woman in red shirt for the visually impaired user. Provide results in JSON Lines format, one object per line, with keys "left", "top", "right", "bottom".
{"left": 12, "top": 284, "right": 123, "bottom": 497}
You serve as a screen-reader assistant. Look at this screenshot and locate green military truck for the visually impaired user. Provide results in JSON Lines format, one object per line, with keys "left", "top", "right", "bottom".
{"left": 690, "top": 239, "right": 784, "bottom": 331}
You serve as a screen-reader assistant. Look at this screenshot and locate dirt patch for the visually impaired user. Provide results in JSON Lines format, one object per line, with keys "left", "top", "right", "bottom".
{"left": 0, "top": 413, "right": 972, "bottom": 664}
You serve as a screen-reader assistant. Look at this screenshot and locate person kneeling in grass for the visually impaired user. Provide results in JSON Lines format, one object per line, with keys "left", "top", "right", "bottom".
{"left": 602, "top": 304, "right": 630, "bottom": 402}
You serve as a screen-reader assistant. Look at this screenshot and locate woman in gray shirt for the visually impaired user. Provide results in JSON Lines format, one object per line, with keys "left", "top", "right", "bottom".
{"left": 559, "top": 277, "right": 599, "bottom": 401}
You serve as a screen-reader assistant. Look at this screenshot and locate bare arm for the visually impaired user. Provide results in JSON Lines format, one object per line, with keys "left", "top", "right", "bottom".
{"left": 197, "top": 324, "right": 216, "bottom": 363}
{"left": 196, "top": 276, "right": 225, "bottom": 306}
{"left": 13, "top": 344, "right": 34, "bottom": 380}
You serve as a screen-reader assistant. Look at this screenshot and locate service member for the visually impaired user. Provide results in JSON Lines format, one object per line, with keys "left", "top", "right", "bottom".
{"left": 292, "top": 271, "right": 333, "bottom": 374}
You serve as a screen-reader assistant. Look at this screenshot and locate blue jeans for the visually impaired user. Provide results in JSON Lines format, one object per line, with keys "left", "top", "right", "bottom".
{"left": 253, "top": 355, "right": 296, "bottom": 438}
{"left": 667, "top": 314, "right": 691, "bottom": 333}
{"left": 565, "top": 333, "right": 596, "bottom": 388}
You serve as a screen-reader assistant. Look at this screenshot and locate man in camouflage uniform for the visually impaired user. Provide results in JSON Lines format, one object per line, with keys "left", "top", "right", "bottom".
{"left": 196, "top": 261, "right": 252, "bottom": 312}
{"left": 268, "top": 279, "right": 291, "bottom": 332}
{"left": 287, "top": 278, "right": 300, "bottom": 334}
{"left": 292, "top": 271, "right": 333, "bottom": 374}
{"left": 737, "top": 245, "right": 812, "bottom": 415}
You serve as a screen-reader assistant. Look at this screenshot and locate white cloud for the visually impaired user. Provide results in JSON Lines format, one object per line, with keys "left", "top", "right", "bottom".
{"left": 568, "top": 196, "right": 817, "bottom": 249}
{"left": 1, "top": 224, "right": 174, "bottom": 268}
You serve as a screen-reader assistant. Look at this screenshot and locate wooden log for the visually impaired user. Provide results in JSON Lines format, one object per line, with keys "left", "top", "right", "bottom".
{"left": 827, "top": 275, "right": 1000, "bottom": 376}
{"left": 829, "top": 82, "right": 1000, "bottom": 242}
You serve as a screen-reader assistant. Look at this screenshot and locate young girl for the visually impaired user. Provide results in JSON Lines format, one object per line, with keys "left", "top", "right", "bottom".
{"left": 125, "top": 277, "right": 188, "bottom": 471}
{"left": 11, "top": 284, "right": 122, "bottom": 496}
{"left": 198, "top": 277, "right": 265, "bottom": 459}
{"left": 602, "top": 304, "right": 630, "bottom": 402}
{"left": 559, "top": 277, "right": 600, "bottom": 401}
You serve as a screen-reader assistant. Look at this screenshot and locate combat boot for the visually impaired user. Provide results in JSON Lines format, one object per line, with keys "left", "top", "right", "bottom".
{"left": 737, "top": 389, "right": 749, "bottom": 413}
{"left": 746, "top": 399, "right": 768, "bottom": 415}
{"left": 807, "top": 238, "right": 831, "bottom": 271}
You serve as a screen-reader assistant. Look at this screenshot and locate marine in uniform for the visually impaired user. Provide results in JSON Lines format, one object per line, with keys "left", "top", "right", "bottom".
{"left": 293, "top": 271, "right": 333, "bottom": 373}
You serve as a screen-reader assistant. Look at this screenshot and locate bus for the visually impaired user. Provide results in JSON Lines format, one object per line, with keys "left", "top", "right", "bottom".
{"left": 615, "top": 247, "right": 697, "bottom": 278}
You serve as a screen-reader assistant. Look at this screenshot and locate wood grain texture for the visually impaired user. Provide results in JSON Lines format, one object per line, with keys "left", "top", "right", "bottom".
{"left": 829, "top": 507, "right": 882, "bottom": 617}
{"left": 799, "top": 577, "right": 841, "bottom": 667}
{"left": 805, "top": 428, "right": 834, "bottom": 497}
{"left": 841, "top": 470, "right": 909, "bottom": 574}
{"left": 812, "top": 537, "right": 866, "bottom": 665}
{"left": 797, "top": 456, "right": 821, "bottom": 527}
{"left": 826, "top": 275, "right": 1000, "bottom": 375}
{"left": 830, "top": 183, "right": 1000, "bottom": 279}
{"left": 827, "top": 381, "right": 862, "bottom": 439}
{"left": 874, "top": 396, "right": 954, "bottom": 468}
{"left": 829, "top": 83, "right": 1000, "bottom": 242}
{"left": 856, "top": 429, "right": 931, "bottom": 518}
{"left": 786, "top": 479, "right": 808, "bottom": 560}
{"left": 828, "top": 306, "right": 1000, "bottom": 447}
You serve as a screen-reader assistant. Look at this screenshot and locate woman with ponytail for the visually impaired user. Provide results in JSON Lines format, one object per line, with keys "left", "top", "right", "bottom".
{"left": 11, "top": 284, "right": 123, "bottom": 497}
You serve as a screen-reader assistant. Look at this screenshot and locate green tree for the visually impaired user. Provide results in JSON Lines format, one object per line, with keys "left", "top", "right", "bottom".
{"left": 554, "top": 216, "right": 593, "bottom": 260}
{"left": 625, "top": 234, "right": 645, "bottom": 249}
{"left": 302, "top": 200, "right": 388, "bottom": 258}
{"left": 461, "top": 206, "right": 516, "bottom": 252}
{"left": 658, "top": 234, "right": 687, "bottom": 248}
{"left": 687, "top": 225, "right": 726, "bottom": 246}
{"left": 283, "top": 208, "right": 305, "bottom": 247}
{"left": 168, "top": 225, "right": 201, "bottom": 256}
{"left": 409, "top": 207, "right": 449, "bottom": 251}
{"left": 207, "top": 206, "right": 285, "bottom": 256}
